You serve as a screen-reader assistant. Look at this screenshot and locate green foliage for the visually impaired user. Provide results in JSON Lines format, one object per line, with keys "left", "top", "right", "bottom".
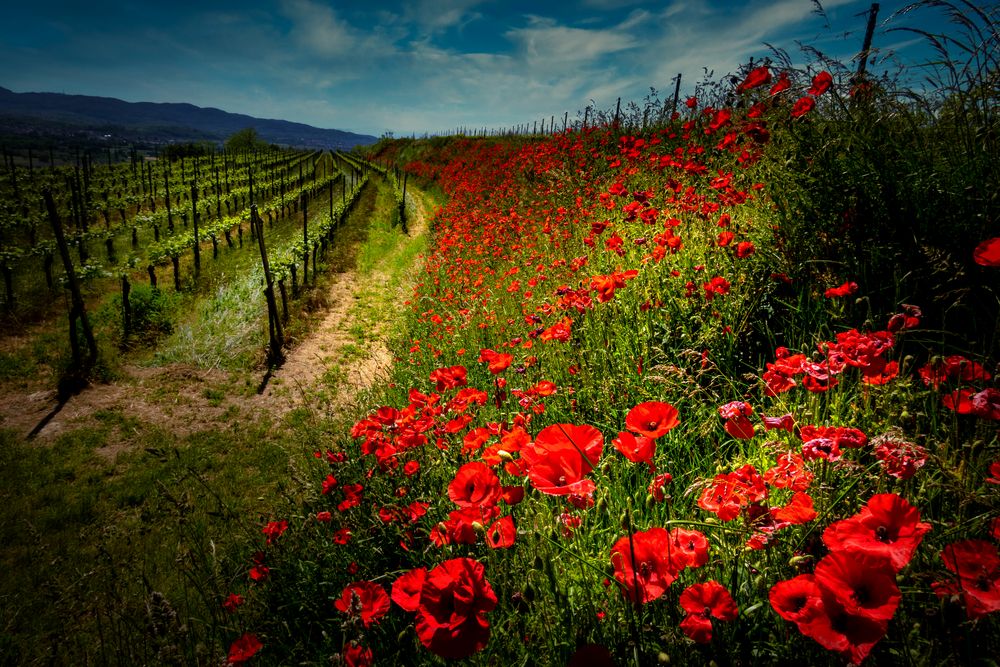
{"left": 225, "top": 127, "right": 270, "bottom": 153}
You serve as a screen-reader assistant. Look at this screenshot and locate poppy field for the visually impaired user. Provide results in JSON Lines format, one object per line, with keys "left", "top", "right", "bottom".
{"left": 1, "top": 4, "right": 998, "bottom": 666}
{"left": 218, "top": 25, "right": 1000, "bottom": 667}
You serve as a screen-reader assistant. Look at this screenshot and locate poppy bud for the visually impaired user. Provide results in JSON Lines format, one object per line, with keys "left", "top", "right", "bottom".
{"left": 397, "top": 629, "right": 409, "bottom": 644}
{"left": 523, "top": 583, "right": 536, "bottom": 602}
{"left": 789, "top": 555, "right": 813, "bottom": 569}
{"left": 658, "top": 652, "right": 671, "bottom": 664}
{"left": 533, "top": 555, "right": 544, "bottom": 571}
{"left": 601, "top": 458, "right": 614, "bottom": 474}
{"left": 472, "top": 521, "right": 486, "bottom": 534}
{"left": 498, "top": 449, "right": 514, "bottom": 463}
{"left": 645, "top": 494, "right": 655, "bottom": 509}
{"left": 619, "top": 512, "right": 630, "bottom": 530}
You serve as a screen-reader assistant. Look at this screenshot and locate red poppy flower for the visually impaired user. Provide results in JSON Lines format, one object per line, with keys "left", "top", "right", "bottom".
{"left": 800, "top": 425, "right": 868, "bottom": 450}
{"left": 222, "top": 593, "right": 244, "bottom": 613}
{"left": 413, "top": 558, "right": 498, "bottom": 659}
{"left": 342, "top": 642, "right": 373, "bottom": 667}
{"left": 813, "top": 552, "right": 901, "bottom": 621}
{"left": 791, "top": 96, "right": 816, "bottom": 118}
{"left": 227, "top": 633, "right": 263, "bottom": 665}
{"left": 429, "top": 365, "right": 468, "bottom": 391}
{"left": 764, "top": 452, "right": 814, "bottom": 491}
{"left": 801, "top": 437, "right": 841, "bottom": 462}
{"left": 737, "top": 66, "right": 771, "bottom": 93}
{"left": 824, "top": 280, "right": 858, "bottom": 298}
{"left": 678, "top": 581, "right": 738, "bottom": 643}
{"left": 987, "top": 461, "right": 1000, "bottom": 485}
{"left": 772, "top": 492, "right": 817, "bottom": 524}
{"left": 769, "top": 574, "right": 824, "bottom": 624}
{"left": 972, "top": 387, "right": 1000, "bottom": 420}
{"left": 261, "top": 519, "right": 288, "bottom": 545}
{"left": 874, "top": 436, "right": 928, "bottom": 480}
{"left": 448, "top": 461, "right": 502, "bottom": 508}
{"left": 391, "top": 567, "right": 427, "bottom": 612}
{"left": 808, "top": 71, "right": 833, "bottom": 96}
{"left": 648, "top": 472, "right": 673, "bottom": 502}
{"left": 719, "top": 401, "right": 755, "bottom": 439}
{"left": 919, "top": 354, "right": 991, "bottom": 388}
{"left": 478, "top": 348, "right": 513, "bottom": 374}
{"left": 942, "top": 388, "right": 975, "bottom": 414}
{"left": 698, "top": 475, "right": 749, "bottom": 521}
{"left": 941, "top": 539, "right": 1000, "bottom": 619}
{"left": 334, "top": 581, "right": 391, "bottom": 627}
{"left": 797, "top": 597, "right": 888, "bottom": 665}
{"left": 762, "top": 413, "right": 795, "bottom": 432}
{"left": 973, "top": 237, "right": 1000, "bottom": 266}
{"left": 770, "top": 72, "right": 791, "bottom": 95}
{"left": 521, "top": 423, "right": 603, "bottom": 497}
{"left": 610, "top": 527, "right": 678, "bottom": 604}
{"left": 625, "top": 401, "right": 680, "bottom": 439}
{"left": 612, "top": 431, "right": 656, "bottom": 472}
{"left": 485, "top": 515, "right": 516, "bottom": 549}
{"left": 822, "top": 493, "right": 931, "bottom": 571}
{"left": 736, "top": 240, "right": 756, "bottom": 258}
{"left": 338, "top": 484, "right": 364, "bottom": 512}
{"left": 668, "top": 527, "right": 710, "bottom": 570}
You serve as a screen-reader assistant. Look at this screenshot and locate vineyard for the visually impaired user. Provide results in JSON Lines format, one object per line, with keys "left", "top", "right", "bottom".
{"left": 2, "top": 2, "right": 1000, "bottom": 666}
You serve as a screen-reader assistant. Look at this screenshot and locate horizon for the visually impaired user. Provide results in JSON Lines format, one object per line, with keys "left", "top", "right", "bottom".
{"left": 0, "top": 1, "right": 966, "bottom": 136}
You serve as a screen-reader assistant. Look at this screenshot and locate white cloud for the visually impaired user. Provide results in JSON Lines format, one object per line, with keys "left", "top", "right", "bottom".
{"left": 404, "top": 0, "right": 488, "bottom": 34}
{"left": 507, "top": 15, "right": 638, "bottom": 67}
{"left": 280, "top": 0, "right": 398, "bottom": 59}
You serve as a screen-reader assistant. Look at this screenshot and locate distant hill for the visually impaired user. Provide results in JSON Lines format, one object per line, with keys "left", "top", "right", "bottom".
{"left": 0, "top": 86, "right": 377, "bottom": 151}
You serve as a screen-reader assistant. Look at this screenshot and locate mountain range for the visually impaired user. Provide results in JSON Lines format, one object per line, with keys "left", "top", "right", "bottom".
{"left": 0, "top": 86, "right": 377, "bottom": 150}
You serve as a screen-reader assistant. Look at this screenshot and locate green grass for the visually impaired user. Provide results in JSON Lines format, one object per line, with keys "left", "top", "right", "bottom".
{"left": 0, "top": 409, "right": 311, "bottom": 666}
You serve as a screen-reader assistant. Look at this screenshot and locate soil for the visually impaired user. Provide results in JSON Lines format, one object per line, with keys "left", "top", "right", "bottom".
{"left": 0, "top": 183, "right": 430, "bottom": 443}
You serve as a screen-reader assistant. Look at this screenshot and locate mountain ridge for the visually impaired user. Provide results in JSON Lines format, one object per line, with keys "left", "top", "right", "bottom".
{"left": 0, "top": 86, "right": 377, "bottom": 150}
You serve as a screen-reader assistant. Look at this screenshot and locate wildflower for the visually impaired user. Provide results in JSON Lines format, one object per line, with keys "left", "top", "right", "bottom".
{"left": 448, "top": 462, "right": 501, "bottom": 508}
{"left": 227, "top": 633, "right": 262, "bottom": 665}
{"left": 521, "top": 424, "right": 603, "bottom": 497}
{"left": 940, "top": 539, "right": 1000, "bottom": 618}
{"left": 791, "top": 96, "right": 815, "bottom": 118}
{"left": 612, "top": 431, "right": 656, "bottom": 472}
{"left": 808, "top": 71, "right": 833, "bottom": 96}
{"left": 736, "top": 66, "right": 771, "bottom": 93}
{"left": 973, "top": 237, "right": 1000, "bottom": 266}
{"left": 334, "top": 581, "right": 391, "bottom": 627}
{"left": 679, "top": 581, "right": 738, "bottom": 643}
{"left": 625, "top": 401, "right": 680, "bottom": 439}
{"left": 719, "top": 401, "right": 755, "bottom": 439}
{"left": 822, "top": 493, "right": 931, "bottom": 571}
{"left": 824, "top": 281, "right": 858, "bottom": 298}
{"left": 393, "top": 558, "right": 497, "bottom": 659}
{"left": 610, "top": 527, "right": 678, "bottom": 604}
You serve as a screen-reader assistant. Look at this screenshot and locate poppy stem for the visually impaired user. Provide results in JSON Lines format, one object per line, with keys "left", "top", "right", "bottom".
{"left": 624, "top": 499, "right": 643, "bottom": 665}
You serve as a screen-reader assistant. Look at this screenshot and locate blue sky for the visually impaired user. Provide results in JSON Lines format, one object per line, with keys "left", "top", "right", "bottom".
{"left": 0, "top": 0, "right": 963, "bottom": 136}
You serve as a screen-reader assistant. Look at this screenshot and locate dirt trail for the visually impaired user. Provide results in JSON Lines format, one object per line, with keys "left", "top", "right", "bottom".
{"left": 0, "top": 182, "right": 431, "bottom": 441}
{"left": 259, "top": 185, "right": 430, "bottom": 414}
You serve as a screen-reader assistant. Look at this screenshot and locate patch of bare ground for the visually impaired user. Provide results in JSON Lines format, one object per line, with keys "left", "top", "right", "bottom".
{"left": 0, "top": 183, "right": 431, "bottom": 443}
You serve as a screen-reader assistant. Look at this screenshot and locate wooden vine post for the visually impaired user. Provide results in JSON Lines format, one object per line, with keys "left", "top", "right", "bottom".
{"left": 43, "top": 190, "right": 98, "bottom": 371}
{"left": 250, "top": 172, "right": 283, "bottom": 366}
{"left": 302, "top": 192, "right": 308, "bottom": 286}
{"left": 191, "top": 182, "right": 200, "bottom": 277}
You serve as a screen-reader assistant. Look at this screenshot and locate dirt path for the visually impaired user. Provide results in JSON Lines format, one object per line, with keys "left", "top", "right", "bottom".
{"left": 258, "top": 184, "right": 430, "bottom": 415}
{"left": 0, "top": 181, "right": 432, "bottom": 441}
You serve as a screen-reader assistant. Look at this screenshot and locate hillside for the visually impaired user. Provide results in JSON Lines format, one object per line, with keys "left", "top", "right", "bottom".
{"left": 0, "top": 86, "right": 377, "bottom": 150}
